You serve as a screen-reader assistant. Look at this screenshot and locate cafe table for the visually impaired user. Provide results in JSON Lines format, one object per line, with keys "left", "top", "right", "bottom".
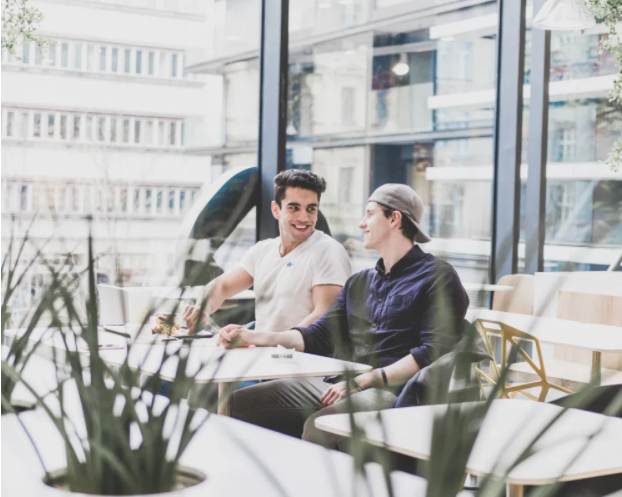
{"left": 315, "top": 399, "right": 622, "bottom": 497}
{"left": 1, "top": 407, "right": 466, "bottom": 497}
{"left": 466, "top": 308, "right": 622, "bottom": 385}
{"left": 98, "top": 340, "right": 372, "bottom": 415}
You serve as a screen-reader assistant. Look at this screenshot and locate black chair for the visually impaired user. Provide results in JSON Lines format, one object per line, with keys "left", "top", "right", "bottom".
{"left": 394, "top": 320, "right": 491, "bottom": 408}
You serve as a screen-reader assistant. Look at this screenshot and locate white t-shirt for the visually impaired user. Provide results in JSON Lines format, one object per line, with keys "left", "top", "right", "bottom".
{"left": 238, "top": 230, "right": 351, "bottom": 332}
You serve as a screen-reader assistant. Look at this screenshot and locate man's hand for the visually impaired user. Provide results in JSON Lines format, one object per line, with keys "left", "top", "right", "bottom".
{"left": 320, "top": 381, "right": 360, "bottom": 407}
{"left": 183, "top": 305, "right": 208, "bottom": 334}
{"left": 217, "top": 324, "right": 268, "bottom": 349}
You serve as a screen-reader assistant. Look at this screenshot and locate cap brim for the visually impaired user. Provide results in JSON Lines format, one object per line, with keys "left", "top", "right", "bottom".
{"left": 406, "top": 215, "right": 431, "bottom": 243}
{"left": 414, "top": 228, "right": 431, "bottom": 243}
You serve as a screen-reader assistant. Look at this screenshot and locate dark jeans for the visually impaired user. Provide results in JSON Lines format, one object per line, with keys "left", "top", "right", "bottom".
{"left": 229, "top": 377, "right": 398, "bottom": 450}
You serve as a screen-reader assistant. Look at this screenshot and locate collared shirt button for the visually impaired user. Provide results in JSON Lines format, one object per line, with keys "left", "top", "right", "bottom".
{"left": 371, "top": 323, "right": 377, "bottom": 328}
{"left": 378, "top": 297, "right": 383, "bottom": 303}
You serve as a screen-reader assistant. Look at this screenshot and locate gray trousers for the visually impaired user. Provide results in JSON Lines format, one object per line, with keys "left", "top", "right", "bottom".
{"left": 229, "top": 377, "right": 398, "bottom": 449}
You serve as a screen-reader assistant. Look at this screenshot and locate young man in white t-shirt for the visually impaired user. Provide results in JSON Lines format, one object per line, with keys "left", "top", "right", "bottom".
{"left": 184, "top": 170, "right": 351, "bottom": 333}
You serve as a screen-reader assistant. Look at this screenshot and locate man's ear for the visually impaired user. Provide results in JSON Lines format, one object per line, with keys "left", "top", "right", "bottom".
{"left": 392, "top": 211, "right": 402, "bottom": 228}
{"left": 271, "top": 200, "right": 280, "bottom": 220}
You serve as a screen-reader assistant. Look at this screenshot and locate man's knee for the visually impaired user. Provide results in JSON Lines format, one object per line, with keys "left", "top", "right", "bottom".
{"left": 302, "top": 407, "right": 338, "bottom": 448}
{"left": 229, "top": 379, "right": 283, "bottom": 421}
{"left": 229, "top": 378, "right": 326, "bottom": 438}
{"left": 302, "top": 389, "right": 398, "bottom": 449}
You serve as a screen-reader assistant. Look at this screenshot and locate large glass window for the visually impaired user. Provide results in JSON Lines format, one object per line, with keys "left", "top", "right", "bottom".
{"left": 521, "top": 26, "right": 622, "bottom": 271}
{"left": 48, "top": 44, "right": 57, "bottom": 67}
{"left": 61, "top": 43, "right": 69, "bottom": 67}
{"left": 288, "top": 35, "right": 368, "bottom": 139}
{"left": 224, "top": 60, "right": 260, "bottom": 145}
{"left": 111, "top": 48, "right": 118, "bottom": 72}
{"left": 135, "top": 50, "right": 143, "bottom": 74}
{"left": 283, "top": 2, "right": 498, "bottom": 281}
{"left": 74, "top": 43, "right": 82, "bottom": 69}
{"left": 171, "top": 54, "right": 178, "bottom": 77}
{"left": 87, "top": 45, "right": 95, "bottom": 71}
{"left": 22, "top": 41, "right": 30, "bottom": 63}
{"left": 124, "top": 49, "right": 131, "bottom": 73}
{"left": 99, "top": 46, "right": 107, "bottom": 71}
{"left": 7, "top": 0, "right": 617, "bottom": 307}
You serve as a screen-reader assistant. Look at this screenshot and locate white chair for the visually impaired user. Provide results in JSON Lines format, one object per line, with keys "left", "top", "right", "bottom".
{"left": 97, "top": 285, "right": 155, "bottom": 325}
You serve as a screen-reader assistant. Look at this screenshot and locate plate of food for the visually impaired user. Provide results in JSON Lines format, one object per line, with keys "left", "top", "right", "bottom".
{"left": 152, "top": 314, "right": 215, "bottom": 342}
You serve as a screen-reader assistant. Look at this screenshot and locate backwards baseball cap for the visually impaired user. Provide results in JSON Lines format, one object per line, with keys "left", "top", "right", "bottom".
{"left": 368, "top": 184, "right": 431, "bottom": 243}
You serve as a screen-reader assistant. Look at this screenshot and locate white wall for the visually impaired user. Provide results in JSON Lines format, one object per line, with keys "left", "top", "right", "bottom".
{"left": 2, "top": 143, "right": 211, "bottom": 185}
{"left": 2, "top": 71, "right": 208, "bottom": 117}
{"left": 1, "top": 0, "right": 221, "bottom": 288}
{"left": 34, "top": 0, "right": 209, "bottom": 50}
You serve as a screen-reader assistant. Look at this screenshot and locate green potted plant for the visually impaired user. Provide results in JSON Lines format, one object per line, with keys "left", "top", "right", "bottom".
{"left": 2, "top": 235, "right": 223, "bottom": 495}
{"left": 1, "top": 222, "right": 61, "bottom": 414}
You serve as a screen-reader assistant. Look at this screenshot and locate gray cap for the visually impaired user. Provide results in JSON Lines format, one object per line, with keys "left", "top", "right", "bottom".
{"left": 368, "top": 184, "right": 431, "bottom": 243}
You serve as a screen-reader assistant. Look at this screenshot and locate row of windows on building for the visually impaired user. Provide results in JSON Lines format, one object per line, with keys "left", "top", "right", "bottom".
{"left": 2, "top": 108, "right": 184, "bottom": 148}
{"left": 3, "top": 39, "right": 192, "bottom": 81}
{"left": 90, "top": 0, "right": 206, "bottom": 16}
{"left": 3, "top": 182, "right": 201, "bottom": 217}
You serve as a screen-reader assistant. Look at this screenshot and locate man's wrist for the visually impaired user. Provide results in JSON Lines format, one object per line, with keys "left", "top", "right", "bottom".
{"left": 261, "top": 331, "right": 279, "bottom": 347}
{"left": 356, "top": 370, "right": 381, "bottom": 390}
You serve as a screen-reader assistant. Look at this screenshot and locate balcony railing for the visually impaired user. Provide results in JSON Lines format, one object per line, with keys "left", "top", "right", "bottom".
{"left": 86, "top": 0, "right": 206, "bottom": 17}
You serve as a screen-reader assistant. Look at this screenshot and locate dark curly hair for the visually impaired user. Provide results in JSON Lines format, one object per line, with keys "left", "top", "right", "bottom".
{"left": 274, "top": 169, "right": 327, "bottom": 207}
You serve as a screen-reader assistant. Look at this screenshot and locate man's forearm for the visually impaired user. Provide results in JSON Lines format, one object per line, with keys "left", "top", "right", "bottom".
{"left": 253, "top": 329, "right": 305, "bottom": 352}
{"left": 355, "top": 355, "right": 420, "bottom": 390}
{"left": 295, "top": 309, "right": 324, "bottom": 328}
{"left": 203, "top": 278, "right": 227, "bottom": 314}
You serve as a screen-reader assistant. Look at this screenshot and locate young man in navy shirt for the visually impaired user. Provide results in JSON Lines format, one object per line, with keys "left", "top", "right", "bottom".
{"left": 218, "top": 184, "right": 469, "bottom": 448}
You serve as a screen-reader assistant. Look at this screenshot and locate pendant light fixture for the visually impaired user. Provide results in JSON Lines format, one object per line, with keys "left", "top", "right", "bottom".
{"left": 532, "top": 0, "right": 596, "bottom": 31}
{"left": 392, "top": 53, "right": 409, "bottom": 76}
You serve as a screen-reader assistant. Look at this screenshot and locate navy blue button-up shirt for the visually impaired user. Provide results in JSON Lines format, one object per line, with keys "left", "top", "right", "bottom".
{"left": 294, "top": 245, "right": 469, "bottom": 375}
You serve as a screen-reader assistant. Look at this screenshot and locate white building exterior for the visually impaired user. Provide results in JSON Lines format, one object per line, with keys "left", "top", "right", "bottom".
{"left": 2, "top": 0, "right": 224, "bottom": 304}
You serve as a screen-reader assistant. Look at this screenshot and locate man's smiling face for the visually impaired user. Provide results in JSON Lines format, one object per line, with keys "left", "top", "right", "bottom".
{"left": 359, "top": 201, "right": 393, "bottom": 250}
{"left": 272, "top": 187, "right": 319, "bottom": 244}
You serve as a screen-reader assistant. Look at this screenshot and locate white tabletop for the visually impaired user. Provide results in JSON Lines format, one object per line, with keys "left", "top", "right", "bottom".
{"left": 3, "top": 327, "right": 367, "bottom": 385}
{"left": 3, "top": 325, "right": 215, "bottom": 355}
{"left": 3, "top": 326, "right": 128, "bottom": 353}
{"left": 315, "top": 399, "right": 622, "bottom": 486}
{"left": 151, "top": 286, "right": 255, "bottom": 300}
{"left": 1, "top": 409, "right": 441, "bottom": 497}
{"left": 99, "top": 342, "right": 372, "bottom": 383}
{"left": 2, "top": 345, "right": 61, "bottom": 409}
{"left": 463, "top": 283, "right": 514, "bottom": 292}
{"left": 466, "top": 308, "right": 622, "bottom": 353}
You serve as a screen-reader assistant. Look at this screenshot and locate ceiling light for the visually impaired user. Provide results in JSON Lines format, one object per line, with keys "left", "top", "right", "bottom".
{"left": 392, "top": 53, "right": 409, "bottom": 76}
{"left": 440, "top": 36, "right": 455, "bottom": 42}
{"left": 532, "top": 0, "right": 595, "bottom": 30}
{"left": 392, "top": 62, "right": 409, "bottom": 76}
{"left": 286, "top": 122, "right": 298, "bottom": 136}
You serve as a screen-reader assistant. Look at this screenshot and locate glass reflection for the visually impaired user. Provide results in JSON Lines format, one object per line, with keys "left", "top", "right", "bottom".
{"left": 288, "top": 36, "right": 368, "bottom": 138}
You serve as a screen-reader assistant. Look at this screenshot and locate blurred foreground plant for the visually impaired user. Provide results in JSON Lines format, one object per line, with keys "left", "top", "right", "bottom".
{"left": 1, "top": 233, "right": 227, "bottom": 494}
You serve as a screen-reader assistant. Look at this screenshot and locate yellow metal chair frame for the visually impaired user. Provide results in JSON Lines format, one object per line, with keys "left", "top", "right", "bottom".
{"left": 473, "top": 319, "right": 573, "bottom": 402}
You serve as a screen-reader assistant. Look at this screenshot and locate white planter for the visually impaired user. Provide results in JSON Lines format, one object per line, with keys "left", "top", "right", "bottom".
{"left": 43, "top": 466, "right": 206, "bottom": 496}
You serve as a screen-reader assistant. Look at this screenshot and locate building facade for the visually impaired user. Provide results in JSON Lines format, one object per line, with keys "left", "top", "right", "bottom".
{"left": 2, "top": 0, "right": 221, "bottom": 307}
{"left": 2, "top": 0, "right": 621, "bottom": 312}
